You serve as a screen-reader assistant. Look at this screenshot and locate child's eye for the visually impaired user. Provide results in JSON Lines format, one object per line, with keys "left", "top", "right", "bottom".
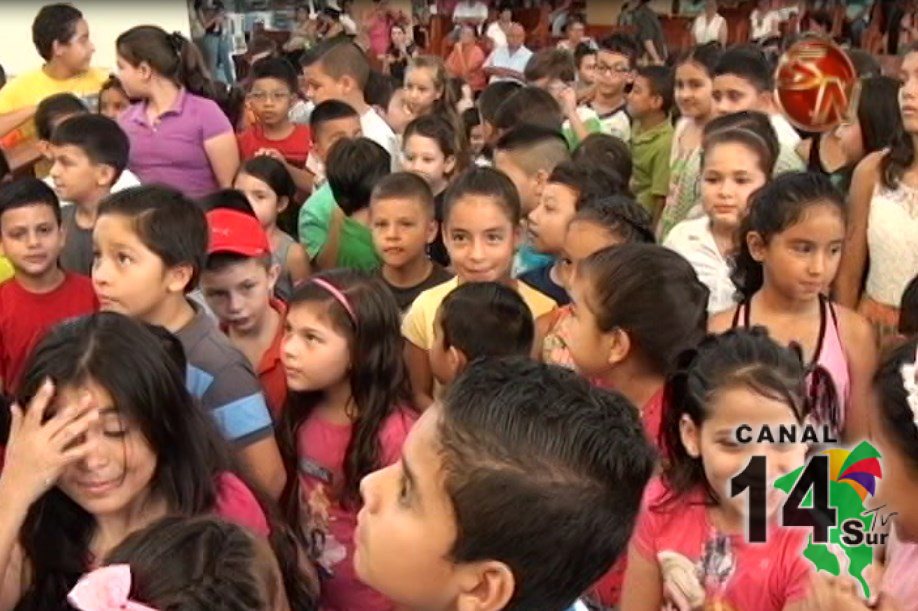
{"left": 117, "top": 253, "right": 133, "bottom": 265}
{"left": 242, "top": 282, "right": 257, "bottom": 291}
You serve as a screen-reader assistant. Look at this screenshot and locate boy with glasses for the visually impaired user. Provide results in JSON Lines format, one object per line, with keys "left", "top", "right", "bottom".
{"left": 588, "top": 34, "right": 640, "bottom": 144}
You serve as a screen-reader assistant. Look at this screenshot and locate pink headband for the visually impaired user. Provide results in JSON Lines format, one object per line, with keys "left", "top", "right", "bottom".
{"left": 68, "top": 564, "right": 157, "bottom": 611}
{"left": 311, "top": 277, "right": 356, "bottom": 322}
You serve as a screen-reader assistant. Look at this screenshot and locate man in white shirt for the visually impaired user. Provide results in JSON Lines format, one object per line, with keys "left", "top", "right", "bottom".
{"left": 484, "top": 24, "right": 532, "bottom": 84}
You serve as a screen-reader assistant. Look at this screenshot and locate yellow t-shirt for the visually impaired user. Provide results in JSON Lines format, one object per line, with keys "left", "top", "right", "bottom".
{"left": 402, "top": 277, "right": 558, "bottom": 351}
{"left": 0, "top": 256, "right": 14, "bottom": 284}
{"left": 0, "top": 67, "right": 109, "bottom": 146}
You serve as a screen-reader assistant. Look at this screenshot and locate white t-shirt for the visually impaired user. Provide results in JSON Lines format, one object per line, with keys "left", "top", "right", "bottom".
{"left": 692, "top": 13, "right": 726, "bottom": 44}
{"left": 485, "top": 21, "right": 508, "bottom": 48}
{"left": 770, "top": 113, "right": 801, "bottom": 150}
{"left": 663, "top": 216, "right": 738, "bottom": 314}
{"left": 360, "top": 107, "right": 401, "bottom": 171}
{"left": 750, "top": 9, "right": 782, "bottom": 39}
{"left": 46, "top": 168, "right": 142, "bottom": 207}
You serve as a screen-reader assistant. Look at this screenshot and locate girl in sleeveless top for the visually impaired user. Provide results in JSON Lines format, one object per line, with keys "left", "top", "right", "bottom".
{"left": 709, "top": 172, "right": 877, "bottom": 443}
{"left": 837, "top": 47, "right": 918, "bottom": 344}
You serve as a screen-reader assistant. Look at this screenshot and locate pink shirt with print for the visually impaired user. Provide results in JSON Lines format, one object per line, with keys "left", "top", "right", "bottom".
{"left": 630, "top": 477, "right": 812, "bottom": 611}
{"left": 296, "top": 408, "right": 417, "bottom": 611}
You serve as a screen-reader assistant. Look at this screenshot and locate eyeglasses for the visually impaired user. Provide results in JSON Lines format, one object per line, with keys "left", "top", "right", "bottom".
{"left": 596, "top": 64, "right": 631, "bottom": 75}
{"left": 247, "top": 91, "right": 292, "bottom": 102}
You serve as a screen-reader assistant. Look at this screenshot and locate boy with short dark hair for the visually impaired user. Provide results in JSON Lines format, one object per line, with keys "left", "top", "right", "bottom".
{"left": 355, "top": 357, "right": 656, "bottom": 611}
{"left": 238, "top": 56, "right": 313, "bottom": 191}
{"left": 201, "top": 203, "right": 288, "bottom": 420}
{"left": 370, "top": 172, "right": 453, "bottom": 312}
{"left": 524, "top": 48, "right": 600, "bottom": 148}
{"left": 303, "top": 99, "right": 363, "bottom": 186}
{"left": 491, "top": 86, "right": 564, "bottom": 137}
{"left": 574, "top": 42, "right": 597, "bottom": 101}
{"left": 477, "top": 80, "right": 522, "bottom": 151}
{"left": 92, "top": 184, "right": 285, "bottom": 498}
{"left": 49, "top": 113, "right": 129, "bottom": 276}
{"left": 300, "top": 137, "right": 390, "bottom": 271}
{"left": 627, "top": 65, "right": 674, "bottom": 224}
{"left": 429, "top": 282, "right": 534, "bottom": 387}
{"left": 0, "top": 178, "right": 97, "bottom": 395}
{"left": 590, "top": 34, "right": 639, "bottom": 144}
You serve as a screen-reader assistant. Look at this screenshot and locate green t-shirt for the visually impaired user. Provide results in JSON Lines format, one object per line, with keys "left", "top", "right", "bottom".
{"left": 630, "top": 118, "right": 674, "bottom": 217}
{"left": 563, "top": 106, "right": 604, "bottom": 149}
{"left": 297, "top": 183, "right": 381, "bottom": 272}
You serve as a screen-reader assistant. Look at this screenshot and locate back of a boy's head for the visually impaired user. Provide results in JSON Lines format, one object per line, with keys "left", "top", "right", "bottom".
{"left": 326, "top": 137, "right": 391, "bottom": 216}
{"left": 317, "top": 40, "right": 370, "bottom": 91}
{"left": 597, "top": 33, "right": 640, "bottom": 67}
{"left": 32, "top": 3, "right": 83, "bottom": 61}
{"left": 549, "top": 161, "right": 628, "bottom": 207}
{"left": 438, "top": 357, "right": 656, "bottom": 610}
{"left": 636, "top": 65, "right": 675, "bottom": 115}
{"left": 443, "top": 167, "right": 521, "bottom": 227}
{"left": 478, "top": 80, "right": 522, "bottom": 125}
{"left": 495, "top": 125, "right": 571, "bottom": 176}
{"left": 309, "top": 99, "right": 359, "bottom": 133}
{"left": 714, "top": 46, "right": 774, "bottom": 92}
{"left": 573, "top": 133, "right": 633, "bottom": 186}
{"left": 574, "top": 195, "right": 656, "bottom": 244}
{"left": 50, "top": 114, "right": 130, "bottom": 180}
{"left": 99, "top": 185, "right": 207, "bottom": 292}
{"left": 900, "top": 274, "right": 918, "bottom": 336}
{"left": 371, "top": 172, "right": 435, "bottom": 215}
{"left": 199, "top": 188, "right": 258, "bottom": 216}
{"left": 365, "top": 70, "right": 395, "bottom": 109}
{"left": 493, "top": 86, "right": 563, "bottom": 133}
{"left": 440, "top": 282, "right": 534, "bottom": 360}
{"left": 249, "top": 56, "right": 299, "bottom": 92}
{"left": 0, "top": 177, "right": 61, "bottom": 227}
{"left": 35, "top": 92, "right": 88, "bottom": 141}
{"left": 103, "top": 515, "right": 267, "bottom": 610}
{"left": 523, "top": 48, "right": 576, "bottom": 84}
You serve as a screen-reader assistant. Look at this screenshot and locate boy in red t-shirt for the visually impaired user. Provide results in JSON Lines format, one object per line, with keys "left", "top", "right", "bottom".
{"left": 0, "top": 178, "right": 98, "bottom": 397}
{"left": 237, "top": 57, "right": 313, "bottom": 192}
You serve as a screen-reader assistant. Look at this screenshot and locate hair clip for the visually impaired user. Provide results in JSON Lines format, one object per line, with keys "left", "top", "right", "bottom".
{"left": 68, "top": 565, "right": 157, "bottom": 611}
{"left": 899, "top": 344, "right": 918, "bottom": 429}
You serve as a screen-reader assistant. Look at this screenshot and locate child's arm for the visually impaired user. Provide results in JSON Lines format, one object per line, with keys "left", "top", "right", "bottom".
{"left": 237, "top": 436, "right": 286, "bottom": 500}
{"left": 257, "top": 148, "right": 316, "bottom": 193}
{"left": 533, "top": 311, "right": 554, "bottom": 361}
{"left": 0, "top": 107, "right": 35, "bottom": 139}
{"left": 204, "top": 132, "right": 242, "bottom": 190}
{"left": 838, "top": 308, "right": 878, "bottom": 444}
{"left": 285, "top": 241, "right": 312, "bottom": 288}
{"left": 620, "top": 546, "right": 665, "bottom": 611}
{"left": 404, "top": 342, "right": 434, "bottom": 409}
{"left": 834, "top": 151, "right": 880, "bottom": 308}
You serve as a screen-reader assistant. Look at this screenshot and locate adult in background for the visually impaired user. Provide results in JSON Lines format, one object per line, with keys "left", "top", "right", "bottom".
{"left": 484, "top": 23, "right": 532, "bottom": 84}
{"left": 692, "top": 0, "right": 728, "bottom": 46}
{"left": 485, "top": 4, "right": 514, "bottom": 49}
{"left": 196, "top": 0, "right": 236, "bottom": 85}
{"left": 446, "top": 25, "right": 487, "bottom": 93}
{"left": 633, "top": 0, "right": 667, "bottom": 65}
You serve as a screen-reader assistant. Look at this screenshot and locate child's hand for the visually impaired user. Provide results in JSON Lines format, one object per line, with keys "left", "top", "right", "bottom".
{"left": 798, "top": 574, "right": 900, "bottom": 611}
{"left": 1, "top": 380, "right": 97, "bottom": 507}
{"left": 255, "top": 148, "right": 286, "bottom": 163}
{"left": 558, "top": 85, "right": 579, "bottom": 117}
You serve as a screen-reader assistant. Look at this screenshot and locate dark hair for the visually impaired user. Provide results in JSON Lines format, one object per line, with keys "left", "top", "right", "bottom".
{"left": 0, "top": 177, "right": 62, "bottom": 226}
{"left": 249, "top": 56, "right": 299, "bottom": 93}
{"left": 548, "top": 161, "right": 628, "bottom": 207}
{"left": 32, "top": 3, "right": 83, "bottom": 61}
{"left": 574, "top": 42, "right": 597, "bottom": 69}
{"left": 370, "top": 171, "right": 435, "bottom": 215}
{"left": 404, "top": 113, "right": 468, "bottom": 175}
{"left": 49, "top": 114, "right": 130, "bottom": 182}
{"left": 661, "top": 328, "right": 809, "bottom": 503}
{"left": 364, "top": 70, "right": 395, "bottom": 108}
{"left": 12, "top": 313, "right": 232, "bottom": 608}
{"left": 846, "top": 48, "right": 881, "bottom": 79}
{"left": 675, "top": 41, "right": 723, "bottom": 77}
{"left": 326, "top": 138, "right": 391, "bottom": 216}
{"left": 105, "top": 516, "right": 299, "bottom": 610}
{"left": 579, "top": 243, "right": 709, "bottom": 375}
{"left": 198, "top": 189, "right": 257, "bottom": 215}
{"left": 461, "top": 107, "right": 481, "bottom": 142}
{"left": 316, "top": 40, "right": 370, "bottom": 90}
{"left": 239, "top": 156, "right": 297, "bottom": 204}
{"left": 279, "top": 271, "right": 413, "bottom": 514}
{"left": 492, "top": 86, "right": 563, "bottom": 132}
{"left": 873, "top": 339, "right": 918, "bottom": 470}
{"left": 116, "top": 26, "right": 224, "bottom": 104}
{"left": 733, "top": 172, "right": 845, "bottom": 297}
{"left": 308, "top": 99, "right": 359, "bottom": 133}
{"left": 439, "top": 282, "right": 534, "bottom": 360}
{"left": 809, "top": 10, "right": 832, "bottom": 31}
{"left": 524, "top": 48, "right": 576, "bottom": 84}
{"left": 99, "top": 75, "right": 129, "bottom": 102}
{"left": 900, "top": 275, "right": 918, "bottom": 336}
{"left": 881, "top": 43, "right": 918, "bottom": 189}
{"left": 635, "top": 65, "right": 675, "bottom": 114}
{"left": 494, "top": 124, "right": 570, "bottom": 176}
{"left": 597, "top": 33, "right": 640, "bottom": 68}
{"left": 713, "top": 47, "right": 774, "bottom": 92}
{"left": 98, "top": 185, "right": 208, "bottom": 292}
{"left": 701, "top": 110, "right": 780, "bottom": 177}
{"left": 443, "top": 167, "right": 521, "bottom": 227}
{"left": 35, "top": 93, "right": 88, "bottom": 141}
{"left": 439, "top": 358, "right": 655, "bottom": 610}
{"left": 855, "top": 76, "right": 902, "bottom": 158}
{"left": 572, "top": 133, "right": 633, "bottom": 185}
{"left": 477, "top": 80, "right": 522, "bottom": 124}
{"left": 573, "top": 195, "right": 655, "bottom": 244}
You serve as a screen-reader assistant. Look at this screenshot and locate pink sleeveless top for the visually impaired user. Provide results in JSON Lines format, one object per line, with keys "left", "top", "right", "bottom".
{"left": 732, "top": 296, "right": 850, "bottom": 435}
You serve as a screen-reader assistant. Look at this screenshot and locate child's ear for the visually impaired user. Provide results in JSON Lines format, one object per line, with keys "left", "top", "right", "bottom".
{"left": 650, "top": 93, "right": 664, "bottom": 113}
{"left": 455, "top": 560, "right": 515, "bottom": 611}
{"left": 164, "top": 263, "right": 195, "bottom": 295}
{"left": 746, "top": 231, "right": 767, "bottom": 263}
{"left": 339, "top": 74, "right": 357, "bottom": 96}
{"left": 448, "top": 346, "right": 467, "bottom": 378}
{"left": 277, "top": 196, "right": 290, "bottom": 214}
{"left": 679, "top": 413, "right": 701, "bottom": 458}
{"left": 96, "top": 164, "right": 116, "bottom": 189}
{"left": 606, "top": 327, "right": 632, "bottom": 368}
{"left": 533, "top": 168, "right": 551, "bottom": 200}
{"left": 38, "top": 140, "right": 51, "bottom": 160}
{"left": 425, "top": 218, "right": 438, "bottom": 244}
{"left": 444, "top": 154, "right": 457, "bottom": 176}
{"left": 267, "top": 262, "right": 281, "bottom": 292}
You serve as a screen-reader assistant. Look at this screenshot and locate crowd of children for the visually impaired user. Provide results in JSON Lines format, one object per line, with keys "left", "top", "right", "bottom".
{"left": 0, "top": 2, "right": 916, "bottom": 610}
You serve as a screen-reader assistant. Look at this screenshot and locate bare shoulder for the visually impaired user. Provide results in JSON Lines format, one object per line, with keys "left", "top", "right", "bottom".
{"left": 834, "top": 303, "right": 876, "bottom": 349}
{"left": 708, "top": 307, "right": 737, "bottom": 335}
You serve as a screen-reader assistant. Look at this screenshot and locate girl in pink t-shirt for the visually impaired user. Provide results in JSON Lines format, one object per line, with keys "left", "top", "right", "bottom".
{"left": 0, "top": 313, "right": 315, "bottom": 609}
{"left": 279, "top": 271, "right": 417, "bottom": 610}
{"left": 621, "top": 328, "right": 818, "bottom": 611}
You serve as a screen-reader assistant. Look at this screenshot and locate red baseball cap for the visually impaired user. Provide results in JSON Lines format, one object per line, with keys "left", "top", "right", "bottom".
{"left": 206, "top": 208, "right": 272, "bottom": 257}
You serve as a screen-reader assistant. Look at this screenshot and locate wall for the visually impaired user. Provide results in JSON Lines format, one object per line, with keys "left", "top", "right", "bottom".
{"left": 585, "top": 0, "right": 673, "bottom": 25}
{"left": 0, "top": 1, "right": 192, "bottom": 77}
